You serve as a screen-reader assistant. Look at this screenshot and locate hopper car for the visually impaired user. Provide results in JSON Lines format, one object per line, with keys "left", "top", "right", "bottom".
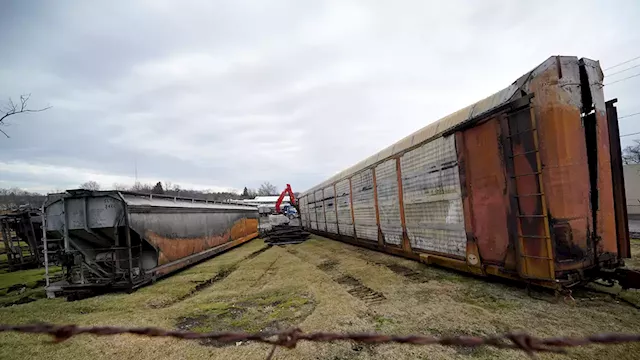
{"left": 43, "top": 190, "right": 258, "bottom": 298}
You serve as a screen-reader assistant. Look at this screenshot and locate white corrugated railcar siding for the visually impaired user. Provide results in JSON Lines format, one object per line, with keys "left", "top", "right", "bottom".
{"left": 375, "top": 159, "right": 403, "bottom": 246}
{"left": 308, "top": 193, "right": 318, "bottom": 230}
{"left": 300, "top": 196, "right": 308, "bottom": 227}
{"left": 335, "top": 179, "right": 354, "bottom": 237}
{"left": 400, "top": 136, "right": 466, "bottom": 257}
{"left": 323, "top": 186, "right": 338, "bottom": 234}
{"left": 314, "top": 189, "right": 326, "bottom": 232}
{"left": 351, "top": 169, "right": 378, "bottom": 241}
{"left": 302, "top": 196, "right": 311, "bottom": 228}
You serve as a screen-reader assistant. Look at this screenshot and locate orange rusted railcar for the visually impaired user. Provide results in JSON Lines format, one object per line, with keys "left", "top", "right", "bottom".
{"left": 299, "top": 55, "right": 634, "bottom": 289}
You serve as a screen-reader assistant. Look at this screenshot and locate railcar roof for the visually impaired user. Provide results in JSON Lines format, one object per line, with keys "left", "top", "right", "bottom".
{"left": 302, "top": 55, "right": 567, "bottom": 196}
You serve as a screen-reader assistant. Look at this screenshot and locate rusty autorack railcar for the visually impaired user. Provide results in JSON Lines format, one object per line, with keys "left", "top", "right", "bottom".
{"left": 298, "top": 55, "right": 635, "bottom": 289}
{"left": 43, "top": 190, "right": 259, "bottom": 297}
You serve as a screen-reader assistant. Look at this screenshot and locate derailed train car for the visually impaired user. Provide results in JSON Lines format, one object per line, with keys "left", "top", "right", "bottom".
{"left": 44, "top": 190, "right": 258, "bottom": 297}
{"left": 299, "top": 55, "right": 638, "bottom": 290}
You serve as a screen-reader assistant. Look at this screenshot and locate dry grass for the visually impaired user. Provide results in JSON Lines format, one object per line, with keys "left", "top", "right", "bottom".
{"left": 1, "top": 236, "right": 640, "bottom": 359}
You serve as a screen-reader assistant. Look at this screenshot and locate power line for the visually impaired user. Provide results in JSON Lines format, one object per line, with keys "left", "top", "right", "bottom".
{"left": 607, "top": 63, "right": 640, "bottom": 77}
{"left": 604, "top": 73, "right": 640, "bottom": 86}
{"left": 621, "top": 131, "right": 640, "bottom": 138}
{"left": 604, "top": 55, "right": 640, "bottom": 71}
{"left": 620, "top": 112, "right": 640, "bottom": 120}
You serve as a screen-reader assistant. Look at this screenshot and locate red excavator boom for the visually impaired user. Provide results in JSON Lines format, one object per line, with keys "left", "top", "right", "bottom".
{"left": 275, "top": 184, "right": 296, "bottom": 213}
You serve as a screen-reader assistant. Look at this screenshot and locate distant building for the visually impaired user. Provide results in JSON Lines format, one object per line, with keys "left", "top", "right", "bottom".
{"left": 625, "top": 164, "right": 640, "bottom": 217}
{"left": 231, "top": 195, "right": 290, "bottom": 213}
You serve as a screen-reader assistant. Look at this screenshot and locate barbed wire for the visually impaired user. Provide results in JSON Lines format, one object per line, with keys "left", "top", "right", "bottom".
{"left": 2, "top": 323, "right": 640, "bottom": 359}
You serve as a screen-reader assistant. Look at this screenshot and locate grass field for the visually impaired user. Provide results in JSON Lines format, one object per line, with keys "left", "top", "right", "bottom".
{"left": 1, "top": 237, "right": 640, "bottom": 359}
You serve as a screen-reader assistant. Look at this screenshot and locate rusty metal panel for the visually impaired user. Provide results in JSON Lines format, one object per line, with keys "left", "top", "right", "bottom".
{"left": 375, "top": 159, "right": 402, "bottom": 246}
{"left": 400, "top": 136, "right": 466, "bottom": 256}
{"left": 606, "top": 99, "right": 630, "bottom": 258}
{"left": 582, "top": 58, "right": 618, "bottom": 257}
{"left": 336, "top": 179, "right": 354, "bottom": 237}
{"left": 504, "top": 106, "right": 554, "bottom": 280}
{"left": 323, "top": 186, "right": 338, "bottom": 234}
{"left": 314, "top": 190, "right": 326, "bottom": 232}
{"left": 351, "top": 170, "right": 378, "bottom": 241}
{"left": 461, "top": 118, "right": 511, "bottom": 264}
{"left": 525, "top": 57, "right": 593, "bottom": 271}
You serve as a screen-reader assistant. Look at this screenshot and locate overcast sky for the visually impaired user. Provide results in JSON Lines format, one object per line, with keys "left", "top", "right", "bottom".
{"left": 1, "top": 0, "right": 639, "bottom": 194}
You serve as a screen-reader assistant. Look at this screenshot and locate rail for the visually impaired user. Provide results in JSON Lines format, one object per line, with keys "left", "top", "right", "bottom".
{"left": 1, "top": 323, "right": 640, "bottom": 359}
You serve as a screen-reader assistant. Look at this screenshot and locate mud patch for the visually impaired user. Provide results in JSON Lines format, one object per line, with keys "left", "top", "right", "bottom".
{"left": 317, "top": 259, "right": 339, "bottom": 272}
{"left": 385, "top": 264, "right": 433, "bottom": 282}
{"left": 245, "top": 246, "right": 269, "bottom": 260}
{"left": 175, "top": 288, "right": 315, "bottom": 347}
{"left": 335, "top": 275, "right": 386, "bottom": 304}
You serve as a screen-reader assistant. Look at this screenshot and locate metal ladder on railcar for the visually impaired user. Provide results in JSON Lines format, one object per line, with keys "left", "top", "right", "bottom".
{"left": 505, "top": 106, "right": 555, "bottom": 281}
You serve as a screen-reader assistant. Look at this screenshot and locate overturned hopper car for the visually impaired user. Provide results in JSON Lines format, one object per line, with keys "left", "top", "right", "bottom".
{"left": 299, "top": 55, "right": 639, "bottom": 290}
{"left": 44, "top": 190, "right": 258, "bottom": 297}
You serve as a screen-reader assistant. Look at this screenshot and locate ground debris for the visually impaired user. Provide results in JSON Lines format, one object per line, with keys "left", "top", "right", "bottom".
{"left": 263, "top": 225, "right": 310, "bottom": 246}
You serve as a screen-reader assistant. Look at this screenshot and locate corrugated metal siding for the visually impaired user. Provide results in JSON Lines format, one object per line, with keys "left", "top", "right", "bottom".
{"left": 351, "top": 170, "right": 378, "bottom": 241}
{"left": 400, "top": 136, "right": 466, "bottom": 256}
{"left": 336, "top": 179, "right": 354, "bottom": 237}
{"left": 323, "top": 186, "right": 338, "bottom": 234}
{"left": 300, "top": 196, "right": 310, "bottom": 228}
{"left": 314, "top": 189, "right": 326, "bottom": 232}
{"left": 375, "top": 159, "right": 403, "bottom": 246}
{"left": 299, "top": 196, "right": 306, "bottom": 222}
{"left": 308, "top": 193, "right": 318, "bottom": 230}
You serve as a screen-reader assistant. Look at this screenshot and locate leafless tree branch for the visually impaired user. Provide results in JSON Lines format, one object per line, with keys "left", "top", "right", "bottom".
{"left": 0, "top": 93, "right": 51, "bottom": 138}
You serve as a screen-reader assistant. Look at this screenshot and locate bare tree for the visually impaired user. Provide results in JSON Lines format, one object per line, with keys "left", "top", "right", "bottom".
{"left": 258, "top": 182, "right": 278, "bottom": 196}
{"left": 112, "top": 183, "right": 129, "bottom": 191}
{"left": 623, "top": 140, "right": 640, "bottom": 165}
{"left": 1, "top": 94, "right": 51, "bottom": 138}
{"left": 79, "top": 181, "right": 101, "bottom": 191}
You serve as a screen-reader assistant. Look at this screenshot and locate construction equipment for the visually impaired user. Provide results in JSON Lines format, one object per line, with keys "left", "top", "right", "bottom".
{"left": 262, "top": 184, "right": 309, "bottom": 245}
{"left": 275, "top": 184, "right": 299, "bottom": 215}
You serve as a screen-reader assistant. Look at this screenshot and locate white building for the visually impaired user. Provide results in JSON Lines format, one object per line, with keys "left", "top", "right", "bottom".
{"left": 231, "top": 195, "right": 291, "bottom": 213}
{"left": 624, "top": 164, "right": 640, "bottom": 217}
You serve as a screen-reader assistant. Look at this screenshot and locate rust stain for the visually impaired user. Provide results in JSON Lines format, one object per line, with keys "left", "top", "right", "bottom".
{"left": 461, "top": 117, "right": 511, "bottom": 264}
{"left": 529, "top": 64, "right": 592, "bottom": 267}
{"left": 148, "top": 218, "right": 258, "bottom": 265}
{"left": 395, "top": 157, "right": 411, "bottom": 253}
{"left": 595, "top": 109, "right": 618, "bottom": 255}
{"left": 153, "top": 232, "right": 259, "bottom": 277}
{"left": 371, "top": 167, "right": 384, "bottom": 247}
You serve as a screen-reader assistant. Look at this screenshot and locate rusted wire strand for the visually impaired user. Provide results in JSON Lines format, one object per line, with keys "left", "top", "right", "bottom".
{"left": 2, "top": 323, "right": 640, "bottom": 358}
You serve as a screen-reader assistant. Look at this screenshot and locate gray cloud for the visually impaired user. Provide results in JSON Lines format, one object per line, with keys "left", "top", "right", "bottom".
{"left": 1, "top": 0, "right": 639, "bottom": 193}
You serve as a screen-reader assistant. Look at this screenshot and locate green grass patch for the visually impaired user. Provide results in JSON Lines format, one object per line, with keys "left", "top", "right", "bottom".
{"left": 0, "top": 267, "right": 62, "bottom": 290}
{"left": 451, "top": 282, "right": 522, "bottom": 311}
{"left": 176, "top": 287, "right": 315, "bottom": 346}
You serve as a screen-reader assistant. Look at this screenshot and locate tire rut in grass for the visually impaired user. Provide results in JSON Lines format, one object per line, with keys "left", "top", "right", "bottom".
{"left": 286, "top": 247, "right": 386, "bottom": 305}
{"left": 155, "top": 246, "right": 274, "bottom": 308}
{"left": 245, "top": 245, "right": 269, "bottom": 260}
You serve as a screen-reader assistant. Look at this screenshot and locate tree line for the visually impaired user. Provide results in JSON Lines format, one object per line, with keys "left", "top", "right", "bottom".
{"left": 0, "top": 181, "right": 283, "bottom": 211}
